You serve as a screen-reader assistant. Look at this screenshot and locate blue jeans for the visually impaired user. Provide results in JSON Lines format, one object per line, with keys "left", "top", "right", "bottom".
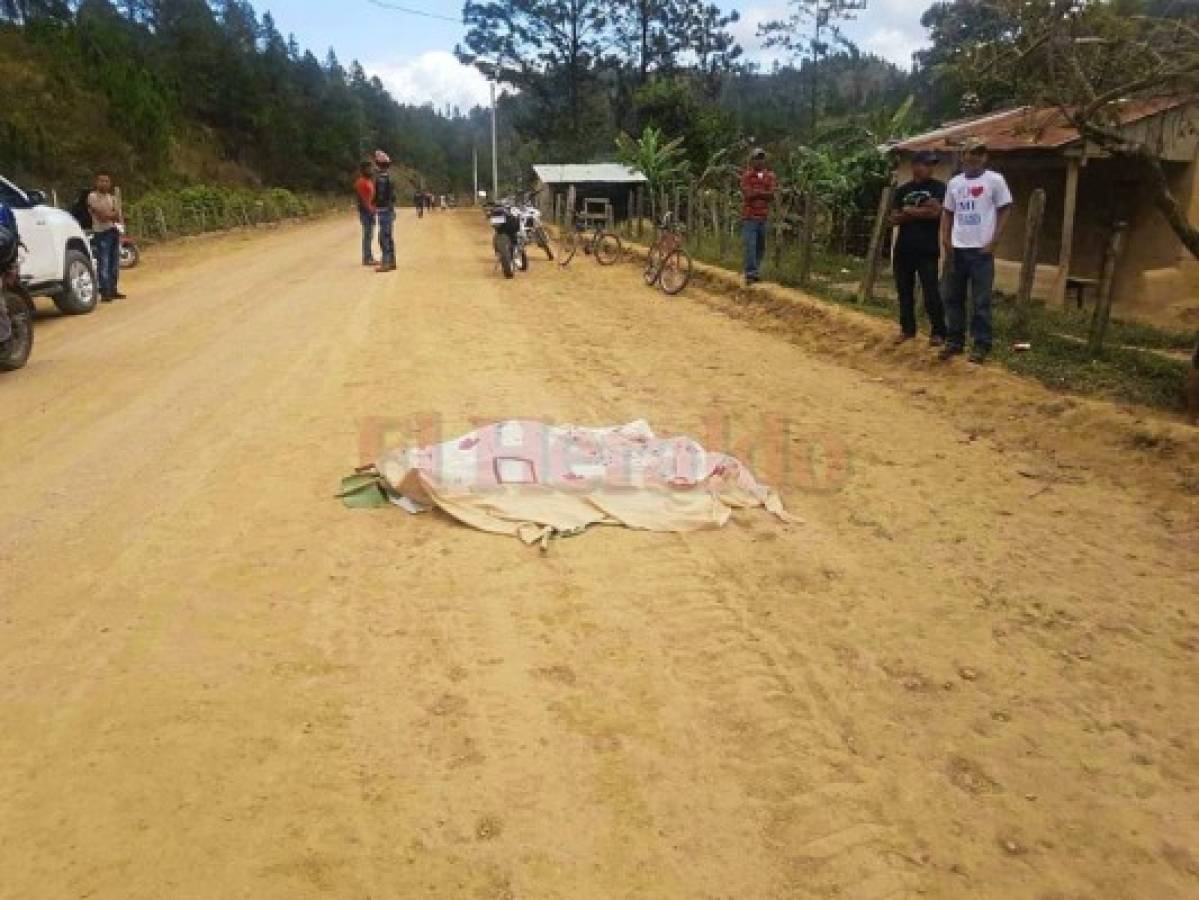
{"left": 742, "top": 219, "right": 767, "bottom": 279}
{"left": 946, "top": 248, "right": 994, "bottom": 351}
{"left": 358, "top": 206, "right": 375, "bottom": 263}
{"left": 376, "top": 208, "right": 395, "bottom": 266}
{"left": 92, "top": 228, "right": 120, "bottom": 297}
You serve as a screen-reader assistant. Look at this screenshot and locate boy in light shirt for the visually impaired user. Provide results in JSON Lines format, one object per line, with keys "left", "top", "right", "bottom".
{"left": 939, "top": 140, "right": 1013, "bottom": 363}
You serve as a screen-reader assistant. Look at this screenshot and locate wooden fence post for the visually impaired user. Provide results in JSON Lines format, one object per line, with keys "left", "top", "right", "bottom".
{"left": 857, "top": 184, "right": 895, "bottom": 303}
{"left": 1087, "top": 221, "right": 1128, "bottom": 357}
{"left": 1015, "top": 188, "right": 1047, "bottom": 337}
{"left": 156, "top": 206, "right": 167, "bottom": 238}
{"left": 799, "top": 193, "right": 816, "bottom": 287}
{"left": 771, "top": 199, "right": 784, "bottom": 272}
{"left": 719, "top": 193, "right": 730, "bottom": 258}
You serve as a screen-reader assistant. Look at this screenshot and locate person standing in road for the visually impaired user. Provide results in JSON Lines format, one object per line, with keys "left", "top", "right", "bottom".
{"left": 354, "top": 161, "right": 377, "bottom": 267}
{"left": 939, "top": 140, "right": 1013, "bottom": 363}
{"left": 740, "top": 148, "right": 776, "bottom": 286}
{"left": 373, "top": 150, "right": 397, "bottom": 273}
{"left": 88, "top": 173, "right": 125, "bottom": 301}
{"left": 890, "top": 150, "right": 948, "bottom": 346}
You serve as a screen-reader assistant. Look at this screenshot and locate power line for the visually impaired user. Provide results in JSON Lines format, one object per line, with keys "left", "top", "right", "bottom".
{"left": 365, "top": 0, "right": 460, "bottom": 23}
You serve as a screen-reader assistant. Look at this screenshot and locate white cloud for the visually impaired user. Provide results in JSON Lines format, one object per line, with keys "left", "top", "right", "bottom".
{"left": 730, "top": 3, "right": 790, "bottom": 67}
{"left": 859, "top": 26, "right": 925, "bottom": 68}
{"left": 729, "top": 1, "right": 929, "bottom": 70}
{"left": 370, "top": 51, "right": 491, "bottom": 111}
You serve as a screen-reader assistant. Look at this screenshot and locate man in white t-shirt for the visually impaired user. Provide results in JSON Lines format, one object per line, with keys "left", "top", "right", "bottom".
{"left": 939, "top": 140, "right": 1013, "bottom": 363}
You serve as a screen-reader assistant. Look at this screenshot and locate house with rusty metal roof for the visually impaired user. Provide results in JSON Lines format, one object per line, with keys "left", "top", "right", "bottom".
{"left": 890, "top": 98, "right": 1199, "bottom": 327}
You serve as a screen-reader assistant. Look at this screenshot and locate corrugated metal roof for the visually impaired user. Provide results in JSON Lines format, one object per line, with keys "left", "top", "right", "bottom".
{"left": 533, "top": 163, "right": 647, "bottom": 184}
{"left": 894, "top": 96, "right": 1195, "bottom": 154}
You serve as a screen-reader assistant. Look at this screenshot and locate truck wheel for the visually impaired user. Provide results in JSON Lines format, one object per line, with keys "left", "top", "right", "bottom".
{"left": 53, "top": 249, "right": 98, "bottom": 315}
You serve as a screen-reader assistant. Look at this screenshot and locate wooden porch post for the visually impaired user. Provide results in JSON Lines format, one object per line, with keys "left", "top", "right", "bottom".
{"left": 1053, "top": 156, "right": 1081, "bottom": 307}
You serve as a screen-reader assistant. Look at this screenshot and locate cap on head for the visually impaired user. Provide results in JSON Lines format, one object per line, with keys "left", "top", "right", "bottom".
{"left": 963, "top": 138, "right": 987, "bottom": 155}
{"left": 374, "top": 149, "right": 391, "bottom": 166}
{"left": 912, "top": 150, "right": 939, "bottom": 165}
{"left": 750, "top": 147, "right": 766, "bottom": 160}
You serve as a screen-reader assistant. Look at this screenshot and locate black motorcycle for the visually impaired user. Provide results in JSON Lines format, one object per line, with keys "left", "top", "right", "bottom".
{"left": 0, "top": 224, "right": 33, "bottom": 372}
{"left": 487, "top": 202, "right": 523, "bottom": 279}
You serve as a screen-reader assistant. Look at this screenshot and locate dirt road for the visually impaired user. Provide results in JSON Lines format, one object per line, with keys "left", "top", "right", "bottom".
{"left": 1, "top": 211, "right": 1196, "bottom": 899}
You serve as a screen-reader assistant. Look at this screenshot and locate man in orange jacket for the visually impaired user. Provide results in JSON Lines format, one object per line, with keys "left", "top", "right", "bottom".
{"left": 354, "top": 160, "right": 376, "bottom": 267}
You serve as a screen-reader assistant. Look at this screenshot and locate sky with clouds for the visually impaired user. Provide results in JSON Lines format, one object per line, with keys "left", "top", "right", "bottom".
{"left": 262, "top": 1, "right": 930, "bottom": 112}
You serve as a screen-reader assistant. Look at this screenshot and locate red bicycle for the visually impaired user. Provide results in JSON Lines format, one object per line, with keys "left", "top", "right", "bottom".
{"left": 643, "top": 213, "right": 692, "bottom": 296}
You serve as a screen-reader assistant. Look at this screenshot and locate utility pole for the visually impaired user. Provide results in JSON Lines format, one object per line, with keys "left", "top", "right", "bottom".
{"left": 473, "top": 146, "right": 478, "bottom": 205}
{"left": 490, "top": 80, "right": 499, "bottom": 199}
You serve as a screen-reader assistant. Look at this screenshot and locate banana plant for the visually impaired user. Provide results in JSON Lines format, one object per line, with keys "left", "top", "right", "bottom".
{"left": 615, "top": 125, "right": 690, "bottom": 221}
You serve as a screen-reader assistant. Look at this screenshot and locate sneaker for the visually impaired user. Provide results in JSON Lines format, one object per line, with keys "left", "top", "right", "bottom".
{"left": 112, "top": 291, "right": 127, "bottom": 300}
{"left": 375, "top": 263, "right": 396, "bottom": 273}
{"left": 937, "top": 345, "right": 964, "bottom": 362}
{"left": 100, "top": 293, "right": 114, "bottom": 303}
{"left": 929, "top": 335, "right": 946, "bottom": 348}
{"left": 744, "top": 275, "right": 759, "bottom": 286}
{"left": 893, "top": 332, "right": 915, "bottom": 345}
{"left": 363, "top": 259, "right": 378, "bottom": 267}
{"left": 968, "top": 347, "right": 990, "bottom": 364}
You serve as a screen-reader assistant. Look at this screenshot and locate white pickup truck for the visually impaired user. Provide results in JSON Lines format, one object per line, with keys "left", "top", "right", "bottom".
{"left": 0, "top": 175, "right": 98, "bottom": 315}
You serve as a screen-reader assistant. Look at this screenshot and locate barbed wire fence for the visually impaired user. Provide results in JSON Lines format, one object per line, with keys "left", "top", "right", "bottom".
{"left": 610, "top": 180, "right": 886, "bottom": 300}
{"left": 121, "top": 188, "right": 344, "bottom": 243}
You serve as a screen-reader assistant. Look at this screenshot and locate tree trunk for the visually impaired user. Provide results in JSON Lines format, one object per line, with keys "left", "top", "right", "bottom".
{"left": 1016, "top": 188, "right": 1047, "bottom": 338}
{"left": 858, "top": 185, "right": 895, "bottom": 303}
{"left": 1087, "top": 222, "right": 1128, "bottom": 357}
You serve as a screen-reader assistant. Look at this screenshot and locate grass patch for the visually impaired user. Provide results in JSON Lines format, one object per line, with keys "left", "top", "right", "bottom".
{"left": 626, "top": 224, "right": 1195, "bottom": 413}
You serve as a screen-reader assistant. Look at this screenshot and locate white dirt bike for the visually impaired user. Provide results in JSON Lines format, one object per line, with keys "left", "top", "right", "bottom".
{"left": 516, "top": 202, "right": 554, "bottom": 262}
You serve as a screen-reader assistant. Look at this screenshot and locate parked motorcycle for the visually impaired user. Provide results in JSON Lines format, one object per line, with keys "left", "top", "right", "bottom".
{"left": 118, "top": 225, "right": 140, "bottom": 269}
{"left": 516, "top": 201, "right": 554, "bottom": 261}
{"left": 487, "top": 201, "right": 522, "bottom": 279}
{"left": 0, "top": 225, "right": 34, "bottom": 372}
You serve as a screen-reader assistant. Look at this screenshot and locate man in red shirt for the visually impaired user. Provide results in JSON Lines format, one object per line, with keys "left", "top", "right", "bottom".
{"left": 354, "top": 161, "right": 376, "bottom": 267}
{"left": 740, "top": 148, "right": 777, "bottom": 285}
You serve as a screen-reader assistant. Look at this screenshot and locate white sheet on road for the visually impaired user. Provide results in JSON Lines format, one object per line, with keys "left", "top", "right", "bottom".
{"left": 375, "top": 419, "right": 796, "bottom": 545}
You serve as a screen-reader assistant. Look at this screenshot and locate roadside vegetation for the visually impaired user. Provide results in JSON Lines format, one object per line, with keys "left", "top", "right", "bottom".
{"left": 616, "top": 215, "right": 1195, "bottom": 412}
{"left": 123, "top": 186, "right": 343, "bottom": 242}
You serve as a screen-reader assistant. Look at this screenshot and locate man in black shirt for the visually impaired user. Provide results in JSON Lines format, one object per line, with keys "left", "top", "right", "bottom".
{"left": 890, "top": 150, "right": 947, "bottom": 345}
{"left": 373, "top": 150, "right": 397, "bottom": 273}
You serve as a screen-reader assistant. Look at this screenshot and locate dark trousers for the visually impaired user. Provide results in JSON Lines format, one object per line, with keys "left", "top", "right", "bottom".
{"left": 377, "top": 208, "right": 395, "bottom": 265}
{"left": 93, "top": 228, "right": 120, "bottom": 297}
{"left": 358, "top": 206, "right": 375, "bottom": 263}
{"left": 946, "top": 248, "right": 995, "bottom": 351}
{"left": 893, "top": 251, "right": 946, "bottom": 338}
{"left": 742, "top": 219, "right": 767, "bottom": 279}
